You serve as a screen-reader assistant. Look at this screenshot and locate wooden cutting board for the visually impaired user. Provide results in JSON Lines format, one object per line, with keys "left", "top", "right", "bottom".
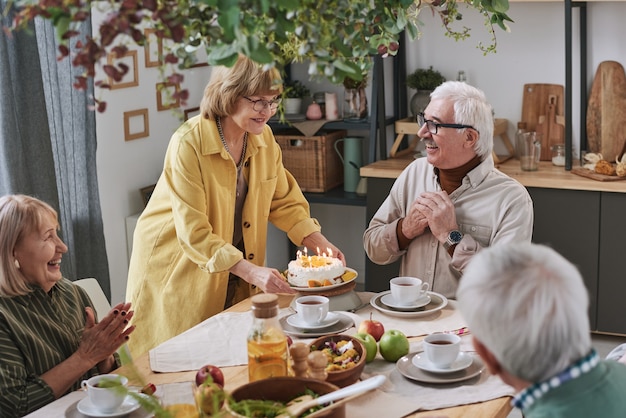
{"left": 587, "top": 61, "right": 626, "bottom": 162}
{"left": 571, "top": 167, "right": 626, "bottom": 182}
{"left": 521, "top": 84, "right": 565, "bottom": 132}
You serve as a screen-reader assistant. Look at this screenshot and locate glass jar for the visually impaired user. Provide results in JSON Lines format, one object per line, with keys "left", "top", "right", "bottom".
{"left": 247, "top": 294, "right": 288, "bottom": 382}
{"left": 551, "top": 144, "right": 566, "bottom": 166}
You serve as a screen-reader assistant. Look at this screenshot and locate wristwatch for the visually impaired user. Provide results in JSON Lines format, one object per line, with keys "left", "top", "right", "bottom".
{"left": 443, "top": 230, "right": 463, "bottom": 251}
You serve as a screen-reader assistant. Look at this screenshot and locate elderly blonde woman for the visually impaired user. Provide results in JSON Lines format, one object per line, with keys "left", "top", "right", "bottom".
{"left": 126, "top": 55, "right": 345, "bottom": 357}
{"left": 0, "top": 195, "right": 135, "bottom": 417}
{"left": 458, "top": 243, "right": 626, "bottom": 418}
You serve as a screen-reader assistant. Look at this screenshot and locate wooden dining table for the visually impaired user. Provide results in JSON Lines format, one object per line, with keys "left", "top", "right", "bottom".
{"left": 115, "top": 294, "right": 513, "bottom": 418}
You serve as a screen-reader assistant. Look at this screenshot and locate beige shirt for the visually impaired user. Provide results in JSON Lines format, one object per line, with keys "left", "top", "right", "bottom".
{"left": 363, "top": 156, "right": 534, "bottom": 298}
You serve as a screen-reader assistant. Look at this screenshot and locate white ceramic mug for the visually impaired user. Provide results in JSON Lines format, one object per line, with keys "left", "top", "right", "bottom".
{"left": 295, "top": 295, "right": 329, "bottom": 325}
{"left": 423, "top": 332, "right": 461, "bottom": 369}
{"left": 389, "top": 276, "right": 429, "bottom": 306}
{"left": 81, "top": 374, "right": 128, "bottom": 412}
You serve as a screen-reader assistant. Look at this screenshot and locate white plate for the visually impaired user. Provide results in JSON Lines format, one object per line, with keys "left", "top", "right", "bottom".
{"left": 76, "top": 395, "right": 142, "bottom": 418}
{"left": 397, "top": 352, "right": 485, "bottom": 384}
{"left": 287, "top": 268, "right": 358, "bottom": 293}
{"left": 286, "top": 312, "right": 341, "bottom": 330}
{"left": 412, "top": 351, "right": 474, "bottom": 374}
{"left": 380, "top": 293, "right": 431, "bottom": 310}
{"left": 370, "top": 291, "right": 448, "bottom": 318}
{"left": 280, "top": 312, "right": 354, "bottom": 338}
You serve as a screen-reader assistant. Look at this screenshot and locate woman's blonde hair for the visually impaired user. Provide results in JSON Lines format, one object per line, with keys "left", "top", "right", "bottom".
{"left": 0, "top": 194, "right": 59, "bottom": 296}
{"left": 200, "top": 55, "right": 283, "bottom": 120}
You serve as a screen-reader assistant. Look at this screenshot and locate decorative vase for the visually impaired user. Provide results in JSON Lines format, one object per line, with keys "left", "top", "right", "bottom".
{"left": 410, "top": 90, "right": 432, "bottom": 116}
{"left": 343, "top": 87, "right": 368, "bottom": 120}
{"left": 284, "top": 98, "right": 302, "bottom": 114}
{"left": 306, "top": 102, "right": 323, "bottom": 120}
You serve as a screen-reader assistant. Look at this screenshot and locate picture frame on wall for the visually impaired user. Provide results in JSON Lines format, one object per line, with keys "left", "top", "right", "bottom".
{"left": 144, "top": 28, "right": 163, "bottom": 68}
{"left": 184, "top": 107, "right": 200, "bottom": 120}
{"left": 107, "top": 50, "right": 139, "bottom": 89}
{"left": 156, "top": 82, "right": 181, "bottom": 111}
{"left": 123, "top": 108, "right": 150, "bottom": 141}
{"left": 140, "top": 184, "right": 156, "bottom": 207}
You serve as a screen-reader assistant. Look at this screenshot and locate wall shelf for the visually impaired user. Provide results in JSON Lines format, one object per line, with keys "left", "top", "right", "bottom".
{"left": 303, "top": 186, "right": 366, "bottom": 207}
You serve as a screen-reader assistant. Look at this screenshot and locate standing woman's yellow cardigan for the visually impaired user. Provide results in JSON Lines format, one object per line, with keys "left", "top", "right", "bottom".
{"left": 126, "top": 116, "right": 320, "bottom": 357}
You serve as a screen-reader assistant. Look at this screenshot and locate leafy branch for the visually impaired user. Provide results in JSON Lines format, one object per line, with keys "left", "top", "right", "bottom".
{"left": 4, "top": 0, "right": 512, "bottom": 112}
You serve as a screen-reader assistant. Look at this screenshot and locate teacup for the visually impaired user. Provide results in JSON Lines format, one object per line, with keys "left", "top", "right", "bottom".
{"left": 295, "top": 295, "right": 329, "bottom": 326}
{"left": 389, "top": 276, "right": 429, "bottom": 306}
{"left": 81, "top": 374, "right": 128, "bottom": 413}
{"left": 423, "top": 332, "right": 461, "bottom": 369}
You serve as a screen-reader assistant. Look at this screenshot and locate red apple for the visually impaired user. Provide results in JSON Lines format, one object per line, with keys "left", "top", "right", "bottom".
{"left": 195, "top": 364, "right": 224, "bottom": 388}
{"left": 357, "top": 313, "right": 385, "bottom": 341}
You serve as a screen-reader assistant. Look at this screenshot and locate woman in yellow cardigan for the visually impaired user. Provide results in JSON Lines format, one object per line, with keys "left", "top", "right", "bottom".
{"left": 126, "top": 56, "right": 345, "bottom": 357}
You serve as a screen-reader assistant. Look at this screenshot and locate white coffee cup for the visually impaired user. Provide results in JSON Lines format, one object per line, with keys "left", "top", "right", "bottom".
{"left": 81, "top": 374, "right": 128, "bottom": 412}
{"left": 423, "top": 332, "right": 461, "bottom": 369}
{"left": 295, "top": 295, "right": 329, "bottom": 325}
{"left": 390, "top": 276, "right": 430, "bottom": 306}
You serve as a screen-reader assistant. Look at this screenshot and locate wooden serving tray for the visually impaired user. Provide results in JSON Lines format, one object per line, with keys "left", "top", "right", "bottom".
{"left": 571, "top": 167, "right": 626, "bottom": 182}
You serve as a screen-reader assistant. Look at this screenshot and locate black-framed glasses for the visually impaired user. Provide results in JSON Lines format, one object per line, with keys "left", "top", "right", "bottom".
{"left": 416, "top": 112, "right": 477, "bottom": 135}
{"left": 243, "top": 96, "right": 282, "bottom": 112}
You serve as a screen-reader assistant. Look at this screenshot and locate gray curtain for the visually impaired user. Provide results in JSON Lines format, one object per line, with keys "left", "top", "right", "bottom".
{"left": 0, "top": 4, "right": 111, "bottom": 299}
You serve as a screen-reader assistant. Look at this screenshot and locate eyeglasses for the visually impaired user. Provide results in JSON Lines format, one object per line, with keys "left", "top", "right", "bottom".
{"left": 416, "top": 112, "right": 477, "bottom": 135}
{"left": 243, "top": 96, "right": 282, "bottom": 112}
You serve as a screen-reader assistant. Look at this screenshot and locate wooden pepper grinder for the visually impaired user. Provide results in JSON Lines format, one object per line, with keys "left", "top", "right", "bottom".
{"left": 289, "top": 343, "right": 310, "bottom": 378}
{"left": 307, "top": 350, "right": 328, "bottom": 381}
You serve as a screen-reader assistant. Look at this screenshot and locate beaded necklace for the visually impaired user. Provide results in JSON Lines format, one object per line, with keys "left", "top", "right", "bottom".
{"left": 216, "top": 116, "right": 247, "bottom": 169}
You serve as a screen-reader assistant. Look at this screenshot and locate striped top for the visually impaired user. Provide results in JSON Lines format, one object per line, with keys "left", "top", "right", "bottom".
{"left": 0, "top": 278, "right": 103, "bottom": 417}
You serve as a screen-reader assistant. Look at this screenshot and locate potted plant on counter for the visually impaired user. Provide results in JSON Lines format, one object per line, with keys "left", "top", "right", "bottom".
{"left": 406, "top": 66, "right": 447, "bottom": 116}
{"left": 283, "top": 80, "right": 311, "bottom": 114}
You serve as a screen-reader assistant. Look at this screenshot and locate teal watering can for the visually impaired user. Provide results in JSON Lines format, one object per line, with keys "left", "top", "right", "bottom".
{"left": 334, "top": 137, "right": 363, "bottom": 193}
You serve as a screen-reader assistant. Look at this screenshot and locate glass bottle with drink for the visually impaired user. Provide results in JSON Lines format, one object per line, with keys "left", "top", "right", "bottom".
{"left": 247, "top": 293, "right": 288, "bottom": 381}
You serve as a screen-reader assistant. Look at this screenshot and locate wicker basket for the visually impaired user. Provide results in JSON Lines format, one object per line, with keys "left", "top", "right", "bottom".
{"left": 275, "top": 129, "right": 345, "bottom": 192}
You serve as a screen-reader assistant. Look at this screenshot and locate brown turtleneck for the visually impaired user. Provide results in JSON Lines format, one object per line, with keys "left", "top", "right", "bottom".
{"left": 396, "top": 155, "right": 481, "bottom": 250}
{"left": 437, "top": 155, "right": 481, "bottom": 194}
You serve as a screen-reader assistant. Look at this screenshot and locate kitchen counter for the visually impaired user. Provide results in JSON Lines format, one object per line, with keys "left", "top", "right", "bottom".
{"left": 360, "top": 156, "right": 626, "bottom": 194}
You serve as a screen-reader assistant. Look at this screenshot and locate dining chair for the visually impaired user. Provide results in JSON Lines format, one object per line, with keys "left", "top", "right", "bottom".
{"left": 73, "top": 278, "right": 112, "bottom": 320}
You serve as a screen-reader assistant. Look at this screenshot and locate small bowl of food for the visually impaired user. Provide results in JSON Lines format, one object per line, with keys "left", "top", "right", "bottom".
{"left": 308, "top": 334, "right": 366, "bottom": 388}
{"left": 227, "top": 376, "right": 344, "bottom": 418}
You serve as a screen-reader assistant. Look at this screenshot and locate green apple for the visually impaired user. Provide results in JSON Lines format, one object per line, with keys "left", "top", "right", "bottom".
{"left": 378, "top": 329, "right": 409, "bottom": 362}
{"left": 355, "top": 332, "right": 378, "bottom": 363}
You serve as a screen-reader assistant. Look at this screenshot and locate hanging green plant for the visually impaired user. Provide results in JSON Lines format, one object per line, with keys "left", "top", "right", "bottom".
{"left": 4, "top": 0, "right": 512, "bottom": 111}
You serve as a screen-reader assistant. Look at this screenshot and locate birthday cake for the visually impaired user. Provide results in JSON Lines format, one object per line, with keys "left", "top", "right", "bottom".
{"left": 287, "top": 253, "right": 345, "bottom": 288}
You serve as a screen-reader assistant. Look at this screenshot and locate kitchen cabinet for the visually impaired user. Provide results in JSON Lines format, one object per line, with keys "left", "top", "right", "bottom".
{"left": 360, "top": 158, "right": 626, "bottom": 334}
{"left": 527, "top": 187, "right": 600, "bottom": 330}
{"left": 597, "top": 192, "right": 626, "bottom": 334}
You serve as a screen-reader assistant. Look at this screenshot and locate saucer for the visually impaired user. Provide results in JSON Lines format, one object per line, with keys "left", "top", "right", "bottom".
{"left": 412, "top": 351, "right": 474, "bottom": 373}
{"left": 76, "top": 395, "right": 140, "bottom": 417}
{"left": 280, "top": 312, "right": 354, "bottom": 338}
{"left": 370, "top": 291, "right": 448, "bottom": 318}
{"left": 286, "top": 312, "right": 341, "bottom": 330}
{"left": 397, "top": 352, "right": 485, "bottom": 384}
{"left": 381, "top": 293, "right": 431, "bottom": 310}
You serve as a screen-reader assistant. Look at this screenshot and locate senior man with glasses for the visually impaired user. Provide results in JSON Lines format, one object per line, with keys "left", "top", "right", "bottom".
{"left": 364, "top": 81, "right": 533, "bottom": 298}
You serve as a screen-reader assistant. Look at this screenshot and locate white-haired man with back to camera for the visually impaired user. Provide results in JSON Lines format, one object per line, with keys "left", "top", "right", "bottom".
{"left": 457, "top": 242, "right": 626, "bottom": 418}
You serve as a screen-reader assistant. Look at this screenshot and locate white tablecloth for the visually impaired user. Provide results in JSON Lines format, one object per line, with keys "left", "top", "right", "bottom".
{"left": 147, "top": 292, "right": 515, "bottom": 416}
